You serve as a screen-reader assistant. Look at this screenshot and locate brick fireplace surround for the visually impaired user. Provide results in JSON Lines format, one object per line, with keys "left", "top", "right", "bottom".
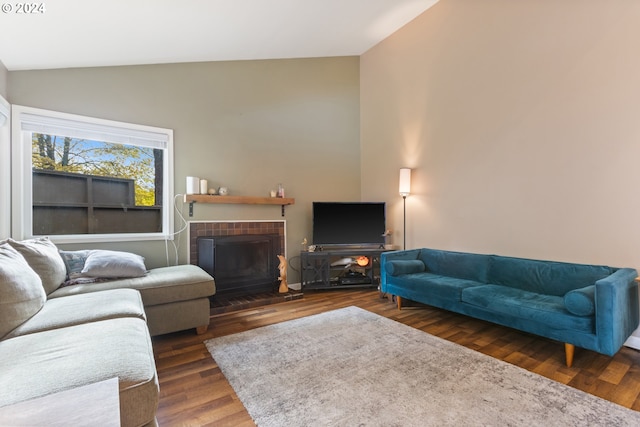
{"left": 189, "top": 220, "right": 303, "bottom": 313}
{"left": 188, "top": 220, "right": 286, "bottom": 266}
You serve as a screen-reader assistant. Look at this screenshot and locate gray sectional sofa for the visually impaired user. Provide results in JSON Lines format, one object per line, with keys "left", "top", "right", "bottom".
{"left": 0, "top": 237, "right": 216, "bottom": 426}
{"left": 381, "top": 248, "right": 639, "bottom": 367}
{"left": 50, "top": 263, "right": 216, "bottom": 336}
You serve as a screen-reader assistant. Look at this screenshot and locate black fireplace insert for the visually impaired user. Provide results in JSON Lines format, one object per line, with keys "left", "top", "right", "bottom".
{"left": 197, "top": 234, "right": 280, "bottom": 298}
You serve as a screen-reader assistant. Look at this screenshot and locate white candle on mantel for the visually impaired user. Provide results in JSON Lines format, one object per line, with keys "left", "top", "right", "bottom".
{"left": 200, "top": 179, "right": 208, "bottom": 195}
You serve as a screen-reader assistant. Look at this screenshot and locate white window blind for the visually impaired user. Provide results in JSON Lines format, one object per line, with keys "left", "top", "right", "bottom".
{"left": 19, "top": 112, "right": 169, "bottom": 149}
{"left": 11, "top": 104, "right": 174, "bottom": 243}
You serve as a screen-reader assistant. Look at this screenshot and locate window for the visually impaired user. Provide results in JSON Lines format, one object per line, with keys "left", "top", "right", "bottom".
{"left": 0, "top": 96, "right": 10, "bottom": 238}
{"left": 12, "top": 105, "right": 174, "bottom": 243}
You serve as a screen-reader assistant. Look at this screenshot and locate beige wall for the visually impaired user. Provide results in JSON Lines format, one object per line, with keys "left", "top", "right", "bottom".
{"left": 8, "top": 57, "right": 361, "bottom": 278}
{"left": 361, "top": 0, "right": 640, "bottom": 269}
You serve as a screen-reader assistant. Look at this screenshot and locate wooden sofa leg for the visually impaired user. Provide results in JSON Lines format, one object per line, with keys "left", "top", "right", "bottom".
{"left": 397, "top": 296, "right": 402, "bottom": 310}
{"left": 196, "top": 325, "right": 208, "bottom": 335}
{"left": 565, "top": 343, "right": 575, "bottom": 367}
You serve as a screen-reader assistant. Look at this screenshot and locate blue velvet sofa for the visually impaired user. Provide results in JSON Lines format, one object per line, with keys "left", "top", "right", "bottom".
{"left": 381, "top": 248, "right": 639, "bottom": 366}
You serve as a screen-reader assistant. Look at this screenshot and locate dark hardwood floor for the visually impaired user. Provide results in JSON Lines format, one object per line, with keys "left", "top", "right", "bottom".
{"left": 152, "top": 289, "right": 640, "bottom": 426}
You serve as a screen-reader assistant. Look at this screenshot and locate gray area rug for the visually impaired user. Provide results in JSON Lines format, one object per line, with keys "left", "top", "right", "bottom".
{"left": 205, "top": 306, "right": 640, "bottom": 426}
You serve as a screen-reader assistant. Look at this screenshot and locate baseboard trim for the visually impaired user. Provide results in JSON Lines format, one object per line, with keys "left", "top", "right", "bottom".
{"left": 288, "top": 282, "right": 301, "bottom": 291}
{"left": 624, "top": 334, "right": 640, "bottom": 350}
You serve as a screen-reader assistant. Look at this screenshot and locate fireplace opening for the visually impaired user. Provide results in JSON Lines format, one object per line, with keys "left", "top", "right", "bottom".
{"left": 197, "top": 234, "right": 280, "bottom": 298}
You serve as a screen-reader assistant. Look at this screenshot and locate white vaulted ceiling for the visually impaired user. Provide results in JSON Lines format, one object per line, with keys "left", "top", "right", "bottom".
{"left": 0, "top": 0, "right": 439, "bottom": 70}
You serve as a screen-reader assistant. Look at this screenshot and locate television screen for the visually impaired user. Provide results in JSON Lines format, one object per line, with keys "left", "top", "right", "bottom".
{"left": 312, "top": 202, "right": 386, "bottom": 247}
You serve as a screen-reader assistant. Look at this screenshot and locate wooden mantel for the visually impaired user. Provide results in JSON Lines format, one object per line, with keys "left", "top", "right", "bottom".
{"left": 184, "top": 195, "right": 295, "bottom": 217}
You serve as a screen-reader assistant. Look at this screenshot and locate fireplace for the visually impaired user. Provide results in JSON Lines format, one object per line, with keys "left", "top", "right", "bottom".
{"left": 189, "top": 221, "right": 286, "bottom": 299}
{"left": 198, "top": 234, "right": 280, "bottom": 297}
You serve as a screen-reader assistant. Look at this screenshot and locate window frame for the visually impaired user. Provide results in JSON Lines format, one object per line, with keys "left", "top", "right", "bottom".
{"left": 0, "top": 95, "right": 10, "bottom": 239}
{"left": 11, "top": 105, "right": 174, "bottom": 243}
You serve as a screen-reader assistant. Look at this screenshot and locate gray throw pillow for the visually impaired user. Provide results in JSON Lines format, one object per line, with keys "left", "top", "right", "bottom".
{"left": 8, "top": 237, "right": 67, "bottom": 295}
{"left": 0, "top": 243, "right": 46, "bottom": 339}
{"left": 81, "top": 250, "right": 147, "bottom": 278}
{"left": 59, "top": 250, "right": 92, "bottom": 280}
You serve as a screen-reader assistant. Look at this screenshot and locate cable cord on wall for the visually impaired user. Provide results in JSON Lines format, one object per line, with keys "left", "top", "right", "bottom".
{"left": 164, "top": 193, "right": 189, "bottom": 266}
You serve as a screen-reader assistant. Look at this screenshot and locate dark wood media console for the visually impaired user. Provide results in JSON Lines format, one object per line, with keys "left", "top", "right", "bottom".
{"left": 300, "top": 248, "right": 389, "bottom": 290}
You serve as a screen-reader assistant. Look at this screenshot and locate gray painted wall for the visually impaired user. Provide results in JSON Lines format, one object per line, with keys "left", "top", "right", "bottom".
{"left": 8, "top": 57, "right": 361, "bottom": 280}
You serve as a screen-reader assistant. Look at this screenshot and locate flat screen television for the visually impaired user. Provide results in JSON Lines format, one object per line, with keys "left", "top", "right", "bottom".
{"left": 312, "top": 202, "right": 386, "bottom": 248}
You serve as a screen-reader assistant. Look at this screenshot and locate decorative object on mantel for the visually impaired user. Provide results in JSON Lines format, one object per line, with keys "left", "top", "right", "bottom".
{"left": 218, "top": 187, "right": 229, "bottom": 196}
{"left": 208, "top": 188, "right": 217, "bottom": 195}
{"left": 277, "top": 183, "right": 285, "bottom": 198}
{"left": 270, "top": 190, "right": 277, "bottom": 197}
{"left": 199, "top": 179, "right": 208, "bottom": 195}
{"left": 186, "top": 176, "right": 200, "bottom": 195}
{"left": 277, "top": 255, "right": 288, "bottom": 293}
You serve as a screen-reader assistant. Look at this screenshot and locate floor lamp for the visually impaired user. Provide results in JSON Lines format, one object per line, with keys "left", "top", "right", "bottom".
{"left": 399, "top": 168, "right": 411, "bottom": 250}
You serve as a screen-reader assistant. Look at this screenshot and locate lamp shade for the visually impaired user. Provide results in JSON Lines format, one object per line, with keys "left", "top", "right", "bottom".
{"left": 399, "top": 168, "right": 411, "bottom": 196}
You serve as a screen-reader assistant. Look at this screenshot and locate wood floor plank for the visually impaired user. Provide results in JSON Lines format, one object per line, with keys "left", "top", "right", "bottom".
{"left": 153, "top": 289, "right": 640, "bottom": 426}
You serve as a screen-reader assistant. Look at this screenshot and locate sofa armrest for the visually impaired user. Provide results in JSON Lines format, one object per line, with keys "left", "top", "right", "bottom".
{"left": 595, "top": 268, "right": 639, "bottom": 355}
{"left": 380, "top": 249, "right": 422, "bottom": 292}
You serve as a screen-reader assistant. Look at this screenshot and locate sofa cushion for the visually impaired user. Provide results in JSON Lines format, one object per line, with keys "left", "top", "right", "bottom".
{"left": 389, "top": 272, "right": 484, "bottom": 301}
{"left": 81, "top": 250, "right": 147, "bottom": 278}
{"left": 49, "top": 264, "right": 215, "bottom": 306}
{"left": 385, "top": 260, "right": 426, "bottom": 276}
{"left": 4, "top": 289, "right": 146, "bottom": 338}
{"left": 487, "top": 255, "right": 614, "bottom": 296}
{"left": 564, "top": 285, "right": 596, "bottom": 316}
{"left": 461, "top": 284, "right": 594, "bottom": 333}
{"left": 7, "top": 238, "right": 66, "bottom": 294}
{"left": 0, "top": 244, "right": 47, "bottom": 339}
{"left": 419, "top": 249, "right": 490, "bottom": 283}
{"left": 0, "top": 317, "right": 159, "bottom": 427}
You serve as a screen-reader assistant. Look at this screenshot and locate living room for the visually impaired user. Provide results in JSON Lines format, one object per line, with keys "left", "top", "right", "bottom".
{"left": 2, "top": 0, "right": 640, "bottom": 425}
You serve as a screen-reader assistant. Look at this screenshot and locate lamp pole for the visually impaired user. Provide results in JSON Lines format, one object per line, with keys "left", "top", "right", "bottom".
{"left": 399, "top": 168, "right": 411, "bottom": 251}
{"left": 402, "top": 195, "right": 407, "bottom": 250}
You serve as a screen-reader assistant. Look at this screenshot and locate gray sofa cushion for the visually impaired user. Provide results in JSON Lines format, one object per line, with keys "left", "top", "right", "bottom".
{"left": 5, "top": 289, "right": 146, "bottom": 338}
{"left": 0, "top": 317, "right": 159, "bottom": 427}
{"left": 49, "top": 264, "right": 215, "bottom": 306}
{"left": 0, "top": 244, "right": 46, "bottom": 339}
{"left": 7, "top": 237, "right": 66, "bottom": 294}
